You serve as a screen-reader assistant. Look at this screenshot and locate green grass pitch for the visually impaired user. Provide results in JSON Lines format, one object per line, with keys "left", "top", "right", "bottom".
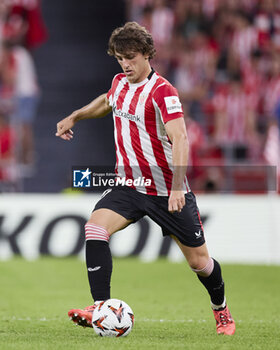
{"left": 0, "top": 257, "right": 280, "bottom": 350}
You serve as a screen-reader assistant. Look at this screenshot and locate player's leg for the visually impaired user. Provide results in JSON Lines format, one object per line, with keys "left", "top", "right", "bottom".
{"left": 69, "top": 208, "right": 133, "bottom": 327}
{"left": 69, "top": 187, "right": 144, "bottom": 327}
{"left": 173, "top": 238, "right": 225, "bottom": 307}
{"left": 145, "top": 192, "right": 235, "bottom": 335}
{"left": 174, "top": 238, "right": 235, "bottom": 335}
{"left": 85, "top": 208, "right": 133, "bottom": 302}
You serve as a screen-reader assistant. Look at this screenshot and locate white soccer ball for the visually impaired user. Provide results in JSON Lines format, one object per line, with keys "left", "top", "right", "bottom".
{"left": 92, "top": 299, "right": 134, "bottom": 337}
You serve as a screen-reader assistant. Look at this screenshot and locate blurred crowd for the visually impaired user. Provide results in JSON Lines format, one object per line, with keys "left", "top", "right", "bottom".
{"left": 1, "top": 0, "right": 279, "bottom": 192}
{"left": 0, "top": 0, "right": 47, "bottom": 190}
{"left": 127, "top": 0, "right": 280, "bottom": 191}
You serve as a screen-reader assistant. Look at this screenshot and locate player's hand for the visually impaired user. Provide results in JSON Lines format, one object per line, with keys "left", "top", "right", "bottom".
{"left": 168, "top": 190, "right": 185, "bottom": 213}
{"left": 56, "top": 116, "right": 75, "bottom": 141}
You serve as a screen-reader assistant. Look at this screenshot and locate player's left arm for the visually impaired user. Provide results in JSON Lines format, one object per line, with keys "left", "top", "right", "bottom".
{"left": 165, "top": 118, "right": 189, "bottom": 213}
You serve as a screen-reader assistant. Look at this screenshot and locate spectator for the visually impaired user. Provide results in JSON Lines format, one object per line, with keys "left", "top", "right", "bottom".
{"left": 229, "top": 11, "right": 258, "bottom": 68}
{"left": 0, "top": 41, "right": 15, "bottom": 123}
{"left": 4, "top": 0, "right": 48, "bottom": 50}
{"left": 150, "top": 0, "right": 174, "bottom": 46}
{"left": 173, "top": 47, "right": 208, "bottom": 125}
{"left": 254, "top": 0, "right": 280, "bottom": 50}
{"left": 201, "top": 0, "right": 220, "bottom": 20}
{"left": 263, "top": 119, "right": 280, "bottom": 192}
{"left": 241, "top": 49, "right": 265, "bottom": 99}
{"left": 175, "top": 0, "right": 204, "bottom": 40}
{"left": 173, "top": 30, "right": 218, "bottom": 126}
{"left": 139, "top": 5, "right": 153, "bottom": 32}
{"left": 126, "top": 0, "right": 154, "bottom": 23}
{"left": 124, "top": 0, "right": 280, "bottom": 190}
{"left": 213, "top": 72, "right": 259, "bottom": 161}
{"left": 0, "top": 39, "right": 17, "bottom": 188}
{"left": 0, "top": 0, "right": 10, "bottom": 42}
{"left": 2, "top": 39, "right": 40, "bottom": 164}
{"left": 263, "top": 53, "right": 280, "bottom": 120}
{"left": 0, "top": 112, "right": 14, "bottom": 183}
{"left": 186, "top": 114, "right": 206, "bottom": 168}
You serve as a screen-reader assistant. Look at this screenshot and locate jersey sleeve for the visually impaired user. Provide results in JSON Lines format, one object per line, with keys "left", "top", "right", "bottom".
{"left": 106, "top": 88, "right": 113, "bottom": 107}
{"left": 152, "top": 83, "right": 184, "bottom": 123}
{"left": 106, "top": 74, "right": 123, "bottom": 107}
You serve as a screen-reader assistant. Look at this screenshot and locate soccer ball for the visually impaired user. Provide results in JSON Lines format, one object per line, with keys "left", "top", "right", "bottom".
{"left": 92, "top": 299, "right": 134, "bottom": 337}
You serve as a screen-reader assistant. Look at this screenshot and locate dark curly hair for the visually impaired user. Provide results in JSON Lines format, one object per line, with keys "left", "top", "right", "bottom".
{"left": 107, "top": 22, "right": 156, "bottom": 59}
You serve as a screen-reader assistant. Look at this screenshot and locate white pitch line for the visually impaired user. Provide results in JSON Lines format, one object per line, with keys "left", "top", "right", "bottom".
{"left": 3, "top": 316, "right": 60, "bottom": 322}
{"left": 139, "top": 319, "right": 206, "bottom": 323}
{"left": 2, "top": 317, "right": 278, "bottom": 324}
{"left": 3, "top": 317, "right": 205, "bottom": 323}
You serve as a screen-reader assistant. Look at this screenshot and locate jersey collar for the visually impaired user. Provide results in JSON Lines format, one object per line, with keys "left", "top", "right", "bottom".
{"left": 127, "top": 68, "right": 155, "bottom": 88}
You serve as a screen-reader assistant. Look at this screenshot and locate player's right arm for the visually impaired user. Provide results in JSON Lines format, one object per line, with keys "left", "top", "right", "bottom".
{"left": 56, "top": 93, "right": 112, "bottom": 140}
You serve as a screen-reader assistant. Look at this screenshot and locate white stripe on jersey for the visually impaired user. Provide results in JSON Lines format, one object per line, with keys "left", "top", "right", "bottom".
{"left": 117, "top": 85, "right": 144, "bottom": 186}
{"left": 113, "top": 76, "right": 127, "bottom": 170}
{"left": 134, "top": 73, "right": 167, "bottom": 195}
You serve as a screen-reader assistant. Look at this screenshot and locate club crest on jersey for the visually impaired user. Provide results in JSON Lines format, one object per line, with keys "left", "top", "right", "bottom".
{"left": 164, "top": 96, "right": 183, "bottom": 114}
{"left": 139, "top": 93, "right": 148, "bottom": 105}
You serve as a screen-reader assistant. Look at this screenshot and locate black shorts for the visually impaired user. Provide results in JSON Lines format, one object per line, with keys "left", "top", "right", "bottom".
{"left": 93, "top": 186, "right": 205, "bottom": 247}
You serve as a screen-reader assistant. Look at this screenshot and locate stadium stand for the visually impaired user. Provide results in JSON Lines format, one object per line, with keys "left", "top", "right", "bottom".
{"left": 128, "top": 0, "right": 280, "bottom": 193}
{"left": 1, "top": 0, "right": 279, "bottom": 193}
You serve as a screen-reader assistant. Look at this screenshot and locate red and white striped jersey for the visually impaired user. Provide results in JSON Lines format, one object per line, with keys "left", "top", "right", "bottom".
{"left": 151, "top": 7, "right": 174, "bottom": 45}
{"left": 254, "top": 11, "right": 280, "bottom": 48}
{"left": 106, "top": 70, "right": 190, "bottom": 196}
{"left": 231, "top": 27, "right": 258, "bottom": 63}
{"left": 264, "top": 76, "right": 280, "bottom": 116}
{"left": 213, "top": 89, "right": 254, "bottom": 144}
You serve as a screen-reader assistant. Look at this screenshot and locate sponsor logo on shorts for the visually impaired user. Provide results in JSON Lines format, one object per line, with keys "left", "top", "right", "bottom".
{"left": 194, "top": 230, "right": 202, "bottom": 239}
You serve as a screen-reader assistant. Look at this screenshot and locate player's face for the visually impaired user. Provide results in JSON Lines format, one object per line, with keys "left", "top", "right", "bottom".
{"left": 115, "top": 51, "right": 151, "bottom": 84}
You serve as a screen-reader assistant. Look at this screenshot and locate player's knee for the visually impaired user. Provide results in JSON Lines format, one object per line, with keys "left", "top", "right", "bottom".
{"left": 188, "top": 258, "right": 204, "bottom": 271}
{"left": 190, "top": 257, "right": 214, "bottom": 277}
{"left": 85, "top": 222, "right": 110, "bottom": 242}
